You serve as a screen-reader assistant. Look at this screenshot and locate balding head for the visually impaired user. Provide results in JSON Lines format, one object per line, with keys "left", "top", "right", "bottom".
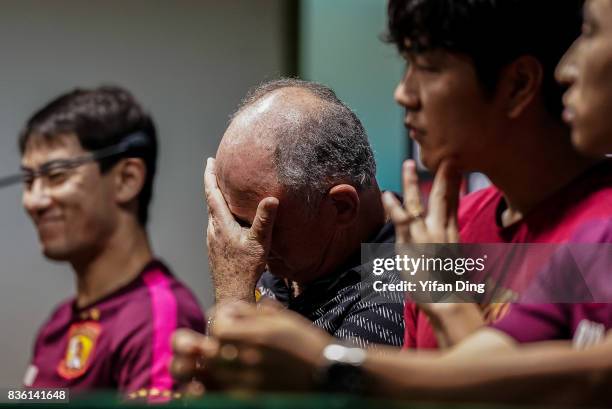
{"left": 212, "top": 79, "right": 381, "bottom": 283}
{"left": 217, "top": 86, "right": 325, "bottom": 206}
{"left": 217, "top": 79, "right": 376, "bottom": 211}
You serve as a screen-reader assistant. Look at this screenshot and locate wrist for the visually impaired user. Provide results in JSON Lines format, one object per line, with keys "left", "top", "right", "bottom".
{"left": 214, "top": 288, "right": 256, "bottom": 304}
{"left": 314, "top": 342, "right": 367, "bottom": 394}
{"left": 213, "top": 275, "right": 259, "bottom": 304}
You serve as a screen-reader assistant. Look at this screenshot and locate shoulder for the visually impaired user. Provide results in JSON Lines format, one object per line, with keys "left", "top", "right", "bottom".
{"left": 569, "top": 218, "right": 612, "bottom": 243}
{"left": 141, "top": 261, "right": 205, "bottom": 331}
{"left": 458, "top": 186, "right": 501, "bottom": 222}
{"left": 537, "top": 163, "right": 612, "bottom": 240}
{"left": 113, "top": 261, "right": 204, "bottom": 337}
{"left": 35, "top": 297, "right": 74, "bottom": 340}
{"left": 558, "top": 161, "right": 612, "bottom": 220}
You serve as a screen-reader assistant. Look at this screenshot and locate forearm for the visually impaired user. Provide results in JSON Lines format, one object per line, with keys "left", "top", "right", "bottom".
{"left": 363, "top": 331, "right": 612, "bottom": 406}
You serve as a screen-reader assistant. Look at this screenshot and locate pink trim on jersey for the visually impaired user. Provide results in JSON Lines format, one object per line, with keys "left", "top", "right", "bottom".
{"left": 143, "top": 269, "right": 177, "bottom": 403}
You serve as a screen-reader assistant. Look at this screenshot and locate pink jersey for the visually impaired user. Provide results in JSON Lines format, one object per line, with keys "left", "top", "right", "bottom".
{"left": 492, "top": 219, "right": 612, "bottom": 341}
{"left": 404, "top": 161, "right": 612, "bottom": 349}
{"left": 24, "top": 259, "right": 205, "bottom": 401}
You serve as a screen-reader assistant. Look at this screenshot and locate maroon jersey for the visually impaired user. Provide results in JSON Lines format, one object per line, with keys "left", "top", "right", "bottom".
{"left": 404, "top": 161, "right": 612, "bottom": 349}
{"left": 24, "top": 259, "right": 205, "bottom": 401}
{"left": 492, "top": 219, "right": 612, "bottom": 342}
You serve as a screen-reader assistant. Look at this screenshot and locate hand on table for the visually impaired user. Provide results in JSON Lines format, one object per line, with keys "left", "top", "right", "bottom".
{"left": 204, "top": 158, "right": 279, "bottom": 303}
{"left": 172, "top": 302, "right": 332, "bottom": 394}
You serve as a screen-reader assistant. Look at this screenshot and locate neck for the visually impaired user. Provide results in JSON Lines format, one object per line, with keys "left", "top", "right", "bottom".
{"left": 476, "top": 119, "right": 598, "bottom": 226}
{"left": 71, "top": 216, "right": 153, "bottom": 308}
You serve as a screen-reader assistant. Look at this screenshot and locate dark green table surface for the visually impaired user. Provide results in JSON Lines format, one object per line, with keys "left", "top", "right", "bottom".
{"left": 0, "top": 392, "right": 558, "bottom": 409}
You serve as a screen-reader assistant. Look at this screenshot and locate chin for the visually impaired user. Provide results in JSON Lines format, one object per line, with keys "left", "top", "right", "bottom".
{"left": 40, "top": 240, "right": 73, "bottom": 261}
{"left": 572, "top": 130, "right": 612, "bottom": 157}
{"left": 42, "top": 248, "right": 71, "bottom": 261}
{"left": 419, "top": 153, "right": 439, "bottom": 172}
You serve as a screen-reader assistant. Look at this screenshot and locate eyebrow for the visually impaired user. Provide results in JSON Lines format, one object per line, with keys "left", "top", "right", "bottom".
{"left": 20, "top": 157, "right": 87, "bottom": 173}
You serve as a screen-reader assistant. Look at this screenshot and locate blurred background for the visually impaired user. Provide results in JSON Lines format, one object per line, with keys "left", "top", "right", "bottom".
{"left": 0, "top": 0, "right": 406, "bottom": 386}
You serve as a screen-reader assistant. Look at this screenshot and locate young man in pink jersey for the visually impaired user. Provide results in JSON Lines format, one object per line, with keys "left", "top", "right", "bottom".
{"left": 20, "top": 87, "right": 205, "bottom": 400}
{"left": 387, "top": 0, "right": 612, "bottom": 349}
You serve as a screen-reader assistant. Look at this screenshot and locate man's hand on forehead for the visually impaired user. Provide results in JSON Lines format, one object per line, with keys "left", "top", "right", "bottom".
{"left": 204, "top": 157, "right": 279, "bottom": 304}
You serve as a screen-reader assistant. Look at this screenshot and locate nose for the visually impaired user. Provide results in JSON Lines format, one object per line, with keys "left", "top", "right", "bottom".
{"left": 555, "top": 38, "right": 579, "bottom": 86}
{"left": 22, "top": 179, "right": 53, "bottom": 215}
{"left": 394, "top": 67, "right": 421, "bottom": 111}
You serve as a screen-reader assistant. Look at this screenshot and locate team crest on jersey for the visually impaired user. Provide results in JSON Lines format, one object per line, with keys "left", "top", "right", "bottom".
{"left": 57, "top": 321, "right": 101, "bottom": 379}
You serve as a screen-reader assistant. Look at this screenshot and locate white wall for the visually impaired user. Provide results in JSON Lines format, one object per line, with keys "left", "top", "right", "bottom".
{"left": 0, "top": 0, "right": 291, "bottom": 386}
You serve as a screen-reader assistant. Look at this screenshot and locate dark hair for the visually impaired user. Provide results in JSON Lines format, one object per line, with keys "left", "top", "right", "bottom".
{"left": 233, "top": 78, "right": 377, "bottom": 207}
{"left": 386, "top": 0, "right": 583, "bottom": 120}
{"left": 19, "top": 86, "right": 157, "bottom": 226}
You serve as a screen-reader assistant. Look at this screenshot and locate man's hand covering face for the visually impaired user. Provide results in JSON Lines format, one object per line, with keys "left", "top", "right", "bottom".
{"left": 204, "top": 158, "right": 279, "bottom": 303}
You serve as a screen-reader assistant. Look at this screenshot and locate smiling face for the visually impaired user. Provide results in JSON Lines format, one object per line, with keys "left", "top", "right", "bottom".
{"left": 21, "top": 133, "right": 118, "bottom": 261}
{"left": 393, "top": 48, "right": 501, "bottom": 171}
{"left": 556, "top": 0, "right": 612, "bottom": 155}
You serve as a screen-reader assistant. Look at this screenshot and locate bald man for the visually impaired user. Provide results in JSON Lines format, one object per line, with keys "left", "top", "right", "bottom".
{"left": 203, "top": 79, "right": 404, "bottom": 348}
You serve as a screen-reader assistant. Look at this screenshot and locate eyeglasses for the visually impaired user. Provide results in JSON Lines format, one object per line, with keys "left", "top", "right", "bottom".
{"left": 20, "top": 154, "right": 99, "bottom": 190}
{"left": 0, "top": 132, "right": 149, "bottom": 190}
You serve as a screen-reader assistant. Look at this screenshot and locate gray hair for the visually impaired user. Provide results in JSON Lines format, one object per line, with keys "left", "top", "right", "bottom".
{"left": 233, "top": 78, "right": 377, "bottom": 206}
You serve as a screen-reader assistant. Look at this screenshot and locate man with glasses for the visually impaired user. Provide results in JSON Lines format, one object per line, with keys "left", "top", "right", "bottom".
{"left": 19, "top": 86, "right": 205, "bottom": 400}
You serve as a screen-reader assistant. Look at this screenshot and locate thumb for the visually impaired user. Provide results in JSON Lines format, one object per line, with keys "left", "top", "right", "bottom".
{"left": 248, "top": 197, "right": 279, "bottom": 244}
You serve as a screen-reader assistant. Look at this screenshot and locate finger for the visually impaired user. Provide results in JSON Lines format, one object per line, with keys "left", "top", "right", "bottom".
{"left": 171, "top": 337, "right": 215, "bottom": 383}
{"left": 214, "top": 317, "right": 272, "bottom": 345}
{"left": 382, "top": 192, "right": 412, "bottom": 242}
{"left": 248, "top": 197, "right": 279, "bottom": 244}
{"left": 182, "top": 380, "right": 206, "bottom": 399}
{"left": 172, "top": 328, "right": 206, "bottom": 355}
{"left": 382, "top": 192, "right": 408, "bottom": 224}
{"left": 427, "top": 160, "right": 462, "bottom": 235}
{"left": 402, "top": 161, "right": 428, "bottom": 241}
{"left": 447, "top": 212, "right": 460, "bottom": 243}
{"left": 204, "top": 157, "right": 235, "bottom": 225}
{"left": 171, "top": 354, "right": 201, "bottom": 382}
{"left": 403, "top": 160, "right": 425, "bottom": 216}
{"left": 211, "top": 303, "right": 259, "bottom": 336}
{"left": 171, "top": 330, "right": 216, "bottom": 382}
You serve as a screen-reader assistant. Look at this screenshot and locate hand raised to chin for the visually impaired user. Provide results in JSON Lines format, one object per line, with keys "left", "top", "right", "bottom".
{"left": 382, "top": 159, "right": 461, "bottom": 244}
{"left": 382, "top": 159, "right": 462, "bottom": 304}
{"left": 204, "top": 157, "right": 279, "bottom": 304}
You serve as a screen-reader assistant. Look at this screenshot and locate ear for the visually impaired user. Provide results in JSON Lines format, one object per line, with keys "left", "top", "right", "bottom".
{"left": 112, "top": 158, "right": 146, "bottom": 205}
{"left": 499, "top": 56, "right": 543, "bottom": 119}
{"left": 327, "top": 184, "right": 360, "bottom": 228}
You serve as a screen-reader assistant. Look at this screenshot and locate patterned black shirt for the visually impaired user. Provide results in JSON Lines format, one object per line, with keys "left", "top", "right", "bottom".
{"left": 257, "top": 222, "right": 405, "bottom": 348}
